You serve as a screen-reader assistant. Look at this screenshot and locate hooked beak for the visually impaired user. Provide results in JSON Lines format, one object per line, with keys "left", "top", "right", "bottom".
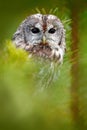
{"left": 42, "top": 36, "right": 46, "bottom": 44}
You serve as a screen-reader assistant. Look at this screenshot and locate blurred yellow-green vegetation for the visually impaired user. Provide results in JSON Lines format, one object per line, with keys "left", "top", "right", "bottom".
{"left": 0, "top": 0, "right": 87, "bottom": 130}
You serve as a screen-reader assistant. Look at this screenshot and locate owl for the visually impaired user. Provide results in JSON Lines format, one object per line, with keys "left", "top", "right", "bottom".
{"left": 12, "top": 14, "right": 66, "bottom": 63}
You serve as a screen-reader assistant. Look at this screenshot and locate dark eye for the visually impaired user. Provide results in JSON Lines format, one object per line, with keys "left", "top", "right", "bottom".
{"left": 48, "top": 28, "right": 56, "bottom": 34}
{"left": 31, "top": 27, "right": 40, "bottom": 34}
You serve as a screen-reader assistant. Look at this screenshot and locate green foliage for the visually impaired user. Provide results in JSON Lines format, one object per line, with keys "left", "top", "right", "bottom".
{"left": 2, "top": 41, "right": 28, "bottom": 63}
{"left": 0, "top": 5, "right": 87, "bottom": 130}
{"left": 0, "top": 43, "right": 72, "bottom": 130}
{"left": 0, "top": 11, "right": 72, "bottom": 129}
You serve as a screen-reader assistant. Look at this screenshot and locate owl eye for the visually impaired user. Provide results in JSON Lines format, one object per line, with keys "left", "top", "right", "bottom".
{"left": 31, "top": 27, "right": 40, "bottom": 34}
{"left": 48, "top": 28, "right": 56, "bottom": 34}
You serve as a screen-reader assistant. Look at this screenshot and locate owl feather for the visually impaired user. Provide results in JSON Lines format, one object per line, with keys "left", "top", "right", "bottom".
{"left": 12, "top": 13, "right": 66, "bottom": 64}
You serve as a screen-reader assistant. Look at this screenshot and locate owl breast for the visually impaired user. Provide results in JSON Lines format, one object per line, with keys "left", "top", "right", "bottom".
{"left": 12, "top": 14, "right": 66, "bottom": 63}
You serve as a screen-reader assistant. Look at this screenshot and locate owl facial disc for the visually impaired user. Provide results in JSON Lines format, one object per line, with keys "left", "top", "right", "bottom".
{"left": 12, "top": 13, "right": 66, "bottom": 63}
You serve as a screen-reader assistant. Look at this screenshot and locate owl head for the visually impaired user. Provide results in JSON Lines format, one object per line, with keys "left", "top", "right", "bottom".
{"left": 12, "top": 14, "right": 66, "bottom": 63}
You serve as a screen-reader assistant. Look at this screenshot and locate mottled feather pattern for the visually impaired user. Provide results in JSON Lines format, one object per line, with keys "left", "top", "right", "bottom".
{"left": 12, "top": 14, "right": 66, "bottom": 63}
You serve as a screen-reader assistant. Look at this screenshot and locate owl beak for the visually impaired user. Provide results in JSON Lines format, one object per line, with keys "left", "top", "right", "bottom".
{"left": 42, "top": 36, "right": 46, "bottom": 44}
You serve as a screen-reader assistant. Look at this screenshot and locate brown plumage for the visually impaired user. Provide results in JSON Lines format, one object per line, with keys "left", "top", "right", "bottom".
{"left": 12, "top": 14, "right": 66, "bottom": 63}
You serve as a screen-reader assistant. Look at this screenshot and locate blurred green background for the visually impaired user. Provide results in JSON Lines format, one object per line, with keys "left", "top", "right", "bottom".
{"left": 0, "top": 0, "right": 68, "bottom": 43}
{"left": 0, "top": 0, "right": 87, "bottom": 130}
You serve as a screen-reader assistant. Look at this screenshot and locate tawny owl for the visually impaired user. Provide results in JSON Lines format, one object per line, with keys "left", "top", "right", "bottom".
{"left": 12, "top": 14, "right": 66, "bottom": 63}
